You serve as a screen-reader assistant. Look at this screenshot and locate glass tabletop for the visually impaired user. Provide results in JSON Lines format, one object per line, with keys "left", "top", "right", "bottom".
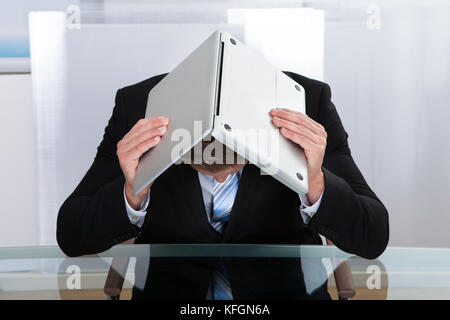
{"left": 0, "top": 244, "right": 449, "bottom": 300}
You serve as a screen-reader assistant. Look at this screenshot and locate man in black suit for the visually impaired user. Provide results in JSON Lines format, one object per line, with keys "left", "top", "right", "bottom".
{"left": 57, "top": 72, "right": 389, "bottom": 260}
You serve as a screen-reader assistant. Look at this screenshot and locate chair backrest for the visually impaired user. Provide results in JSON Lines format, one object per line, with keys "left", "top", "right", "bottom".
{"left": 326, "top": 239, "right": 356, "bottom": 299}
{"left": 103, "top": 238, "right": 136, "bottom": 299}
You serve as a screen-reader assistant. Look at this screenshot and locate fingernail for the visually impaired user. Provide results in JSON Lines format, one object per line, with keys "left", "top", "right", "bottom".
{"left": 158, "top": 126, "right": 166, "bottom": 132}
{"left": 153, "top": 136, "right": 161, "bottom": 141}
{"left": 158, "top": 116, "right": 169, "bottom": 125}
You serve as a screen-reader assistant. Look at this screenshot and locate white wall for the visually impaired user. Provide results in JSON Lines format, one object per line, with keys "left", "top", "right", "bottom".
{"left": 0, "top": 74, "right": 38, "bottom": 247}
{"left": 323, "top": 3, "right": 450, "bottom": 248}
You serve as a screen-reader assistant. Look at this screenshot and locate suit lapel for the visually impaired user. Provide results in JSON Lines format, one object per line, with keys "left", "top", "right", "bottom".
{"left": 172, "top": 163, "right": 261, "bottom": 241}
{"left": 222, "top": 164, "right": 261, "bottom": 241}
{"left": 175, "top": 164, "right": 222, "bottom": 238}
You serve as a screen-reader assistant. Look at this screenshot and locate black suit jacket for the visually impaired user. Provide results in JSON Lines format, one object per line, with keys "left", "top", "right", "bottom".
{"left": 56, "top": 72, "right": 389, "bottom": 259}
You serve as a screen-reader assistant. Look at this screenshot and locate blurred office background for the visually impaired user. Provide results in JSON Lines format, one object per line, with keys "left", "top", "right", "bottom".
{"left": 0, "top": 0, "right": 449, "bottom": 249}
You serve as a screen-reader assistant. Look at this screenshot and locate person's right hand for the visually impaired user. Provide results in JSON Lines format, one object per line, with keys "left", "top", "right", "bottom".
{"left": 117, "top": 116, "right": 170, "bottom": 210}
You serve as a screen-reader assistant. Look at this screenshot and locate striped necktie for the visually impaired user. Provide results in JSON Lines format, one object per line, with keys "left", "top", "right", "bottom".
{"left": 211, "top": 173, "right": 239, "bottom": 234}
{"left": 210, "top": 173, "right": 238, "bottom": 300}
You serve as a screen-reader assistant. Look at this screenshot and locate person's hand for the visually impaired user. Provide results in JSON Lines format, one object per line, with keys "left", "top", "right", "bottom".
{"left": 270, "top": 108, "right": 326, "bottom": 204}
{"left": 117, "top": 116, "right": 170, "bottom": 210}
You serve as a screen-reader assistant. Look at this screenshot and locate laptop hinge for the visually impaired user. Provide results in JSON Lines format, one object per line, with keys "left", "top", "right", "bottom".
{"left": 214, "top": 39, "right": 225, "bottom": 119}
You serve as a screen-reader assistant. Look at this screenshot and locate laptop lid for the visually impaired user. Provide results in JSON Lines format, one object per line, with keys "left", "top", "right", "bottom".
{"left": 212, "top": 32, "right": 309, "bottom": 194}
{"left": 133, "top": 31, "right": 222, "bottom": 195}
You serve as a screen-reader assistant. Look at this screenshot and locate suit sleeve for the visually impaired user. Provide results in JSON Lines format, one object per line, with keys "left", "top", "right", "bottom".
{"left": 56, "top": 89, "right": 140, "bottom": 257}
{"left": 309, "top": 84, "right": 389, "bottom": 259}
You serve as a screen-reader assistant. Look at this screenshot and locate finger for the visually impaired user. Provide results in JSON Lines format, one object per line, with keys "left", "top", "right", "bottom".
{"left": 281, "top": 107, "right": 325, "bottom": 133}
{"left": 270, "top": 108, "right": 324, "bottom": 135}
{"left": 272, "top": 116, "right": 324, "bottom": 145}
{"left": 121, "top": 125, "right": 167, "bottom": 153}
{"left": 280, "top": 127, "right": 316, "bottom": 151}
{"left": 125, "top": 116, "right": 169, "bottom": 142}
{"left": 127, "top": 136, "right": 161, "bottom": 160}
{"left": 272, "top": 107, "right": 313, "bottom": 123}
{"left": 123, "top": 117, "right": 169, "bottom": 143}
{"left": 272, "top": 108, "right": 322, "bottom": 133}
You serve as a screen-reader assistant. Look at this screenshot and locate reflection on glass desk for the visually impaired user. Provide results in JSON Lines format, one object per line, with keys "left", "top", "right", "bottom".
{"left": 0, "top": 244, "right": 449, "bottom": 300}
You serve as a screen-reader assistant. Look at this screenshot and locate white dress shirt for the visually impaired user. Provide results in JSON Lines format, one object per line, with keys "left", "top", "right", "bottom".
{"left": 124, "top": 168, "right": 323, "bottom": 228}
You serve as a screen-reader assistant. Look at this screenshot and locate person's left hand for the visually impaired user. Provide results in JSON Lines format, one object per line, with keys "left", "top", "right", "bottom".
{"left": 270, "top": 108, "right": 327, "bottom": 204}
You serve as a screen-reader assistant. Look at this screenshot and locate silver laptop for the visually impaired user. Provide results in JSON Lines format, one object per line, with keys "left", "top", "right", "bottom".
{"left": 133, "top": 30, "right": 308, "bottom": 196}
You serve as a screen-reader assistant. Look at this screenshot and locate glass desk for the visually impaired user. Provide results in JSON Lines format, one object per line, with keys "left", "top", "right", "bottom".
{"left": 0, "top": 244, "right": 449, "bottom": 300}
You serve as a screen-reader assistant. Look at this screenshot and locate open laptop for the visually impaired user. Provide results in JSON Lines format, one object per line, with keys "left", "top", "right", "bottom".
{"left": 133, "top": 30, "right": 308, "bottom": 196}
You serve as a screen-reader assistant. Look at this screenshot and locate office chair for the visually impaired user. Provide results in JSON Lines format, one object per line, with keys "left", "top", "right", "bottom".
{"left": 103, "top": 238, "right": 356, "bottom": 300}
{"left": 325, "top": 239, "right": 356, "bottom": 300}
{"left": 103, "top": 238, "right": 136, "bottom": 300}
